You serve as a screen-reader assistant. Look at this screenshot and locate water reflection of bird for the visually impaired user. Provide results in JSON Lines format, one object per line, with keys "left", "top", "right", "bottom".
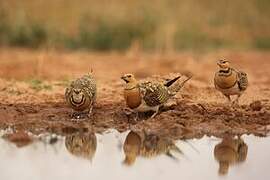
{"left": 214, "top": 59, "right": 248, "bottom": 106}
{"left": 65, "top": 72, "right": 97, "bottom": 119}
{"left": 123, "top": 130, "right": 183, "bottom": 166}
{"left": 123, "top": 131, "right": 141, "bottom": 165}
{"left": 214, "top": 136, "right": 248, "bottom": 175}
{"left": 65, "top": 132, "right": 97, "bottom": 161}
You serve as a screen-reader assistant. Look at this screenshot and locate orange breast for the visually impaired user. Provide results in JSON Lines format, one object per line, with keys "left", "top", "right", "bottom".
{"left": 215, "top": 71, "right": 237, "bottom": 89}
{"left": 124, "top": 88, "right": 142, "bottom": 109}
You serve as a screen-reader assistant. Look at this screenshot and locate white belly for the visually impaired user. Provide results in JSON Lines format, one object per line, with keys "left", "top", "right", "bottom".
{"left": 216, "top": 83, "right": 241, "bottom": 96}
{"left": 134, "top": 100, "right": 159, "bottom": 112}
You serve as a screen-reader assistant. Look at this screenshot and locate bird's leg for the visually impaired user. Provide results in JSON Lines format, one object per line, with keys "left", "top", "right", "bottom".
{"left": 163, "top": 99, "right": 177, "bottom": 110}
{"left": 224, "top": 94, "right": 231, "bottom": 103}
{"left": 134, "top": 112, "right": 139, "bottom": 122}
{"left": 123, "top": 108, "right": 133, "bottom": 116}
{"left": 71, "top": 110, "right": 77, "bottom": 118}
{"left": 150, "top": 106, "right": 159, "bottom": 119}
{"left": 232, "top": 94, "right": 241, "bottom": 107}
{"left": 87, "top": 106, "right": 93, "bottom": 118}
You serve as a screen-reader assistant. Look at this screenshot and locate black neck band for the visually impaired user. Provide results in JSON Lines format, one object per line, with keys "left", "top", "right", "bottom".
{"left": 219, "top": 68, "right": 230, "bottom": 73}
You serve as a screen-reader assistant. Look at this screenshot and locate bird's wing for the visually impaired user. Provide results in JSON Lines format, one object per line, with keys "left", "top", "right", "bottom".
{"left": 139, "top": 82, "right": 170, "bottom": 107}
{"left": 236, "top": 70, "right": 248, "bottom": 91}
{"left": 81, "top": 75, "right": 97, "bottom": 99}
{"left": 65, "top": 80, "right": 75, "bottom": 99}
{"left": 65, "top": 86, "right": 72, "bottom": 102}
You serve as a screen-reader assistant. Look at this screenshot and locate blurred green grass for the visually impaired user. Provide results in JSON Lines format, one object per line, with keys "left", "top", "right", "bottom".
{"left": 26, "top": 79, "right": 53, "bottom": 91}
{"left": 0, "top": 0, "right": 269, "bottom": 51}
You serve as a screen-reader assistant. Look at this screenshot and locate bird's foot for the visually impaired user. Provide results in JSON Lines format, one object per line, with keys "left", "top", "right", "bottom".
{"left": 70, "top": 112, "right": 88, "bottom": 120}
{"left": 149, "top": 111, "right": 159, "bottom": 119}
{"left": 123, "top": 108, "right": 133, "bottom": 116}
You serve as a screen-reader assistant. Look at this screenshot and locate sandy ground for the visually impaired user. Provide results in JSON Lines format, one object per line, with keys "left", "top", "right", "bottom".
{"left": 0, "top": 48, "right": 269, "bottom": 138}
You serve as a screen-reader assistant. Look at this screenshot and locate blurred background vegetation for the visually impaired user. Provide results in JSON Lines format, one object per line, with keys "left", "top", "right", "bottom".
{"left": 0, "top": 0, "right": 269, "bottom": 51}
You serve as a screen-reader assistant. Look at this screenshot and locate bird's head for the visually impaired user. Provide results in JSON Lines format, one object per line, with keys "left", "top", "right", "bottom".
{"left": 121, "top": 73, "right": 137, "bottom": 83}
{"left": 71, "top": 86, "right": 84, "bottom": 103}
{"left": 217, "top": 59, "right": 230, "bottom": 69}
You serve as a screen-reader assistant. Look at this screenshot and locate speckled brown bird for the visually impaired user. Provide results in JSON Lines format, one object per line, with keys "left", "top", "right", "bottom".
{"left": 121, "top": 74, "right": 191, "bottom": 119}
{"left": 65, "top": 132, "right": 97, "bottom": 161}
{"left": 214, "top": 59, "right": 248, "bottom": 105}
{"left": 123, "top": 130, "right": 182, "bottom": 166}
{"left": 214, "top": 136, "right": 248, "bottom": 175}
{"left": 140, "top": 132, "right": 183, "bottom": 159}
{"left": 65, "top": 73, "right": 97, "bottom": 119}
{"left": 123, "top": 131, "right": 141, "bottom": 166}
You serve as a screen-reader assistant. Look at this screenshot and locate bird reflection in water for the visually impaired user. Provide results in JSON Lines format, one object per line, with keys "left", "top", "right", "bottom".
{"left": 65, "top": 131, "right": 97, "bottom": 161}
{"left": 214, "top": 135, "right": 248, "bottom": 175}
{"left": 123, "top": 130, "right": 183, "bottom": 166}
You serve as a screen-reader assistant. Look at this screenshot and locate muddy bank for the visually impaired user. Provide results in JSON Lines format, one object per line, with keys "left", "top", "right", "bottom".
{"left": 0, "top": 49, "right": 269, "bottom": 137}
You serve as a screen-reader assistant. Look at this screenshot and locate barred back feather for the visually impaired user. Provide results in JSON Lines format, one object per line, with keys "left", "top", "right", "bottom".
{"left": 237, "top": 71, "right": 248, "bottom": 91}
{"left": 140, "top": 82, "right": 170, "bottom": 107}
{"left": 167, "top": 76, "right": 192, "bottom": 95}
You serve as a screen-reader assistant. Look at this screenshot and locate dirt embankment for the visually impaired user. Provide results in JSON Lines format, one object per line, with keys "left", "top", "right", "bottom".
{"left": 0, "top": 49, "right": 269, "bottom": 138}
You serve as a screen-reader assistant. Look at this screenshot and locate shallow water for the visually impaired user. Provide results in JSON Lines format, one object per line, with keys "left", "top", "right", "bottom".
{"left": 0, "top": 129, "right": 269, "bottom": 180}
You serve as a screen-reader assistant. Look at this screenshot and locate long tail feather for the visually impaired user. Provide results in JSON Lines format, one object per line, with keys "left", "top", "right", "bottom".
{"left": 164, "top": 76, "right": 181, "bottom": 87}
{"left": 168, "top": 75, "right": 192, "bottom": 94}
{"left": 183, "top": 140, "right": 200, "bottom": 154}
{"left": 171, "top": 144, "right": 184, "bottom": 154}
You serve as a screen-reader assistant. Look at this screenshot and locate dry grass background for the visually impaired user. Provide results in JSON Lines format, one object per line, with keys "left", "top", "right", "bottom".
{"left": 0, "top": 0, "right": 270, "bottom": 51}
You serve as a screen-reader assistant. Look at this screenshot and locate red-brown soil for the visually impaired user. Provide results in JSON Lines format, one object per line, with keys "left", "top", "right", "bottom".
{"left": 0, "top": 48, "right": 269, "bottom": 138}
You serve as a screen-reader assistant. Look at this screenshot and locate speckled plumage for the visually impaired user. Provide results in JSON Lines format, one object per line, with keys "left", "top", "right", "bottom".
{"left": 140, "top": 81, "right": 171, "bottom": 107}
{"left": 140, "top": 133, "right": 182, "bottom": 158}
{"left": 214, "top": 136, "right": 247, "bottom": 175}
{"left": 237, "top": 71, "right": 248, "bottom": 91}
{"left": 65, "top": 74, "right": 97, "bottom": 118}
{"left": 123, "top": 130, "right": 182, "bottom": 166}
{"left": 214, "top": 60, "right": 248, "bottom": 105}
{"left": 122, "top": 74, "right": 191, "bottom": 119}
{"left": 65, "top": 132, "right": 97, "bottom": 160}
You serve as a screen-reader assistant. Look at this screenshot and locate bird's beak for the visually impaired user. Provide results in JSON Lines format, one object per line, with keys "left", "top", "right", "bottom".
{"left": 121, "top": 76, "right": 128, "bottom": 83}
{"left": 121, "top": 76, "right": 125, "bottom": 81}
{"left": 217, "top": 62, "right": 222, "bottom": 67}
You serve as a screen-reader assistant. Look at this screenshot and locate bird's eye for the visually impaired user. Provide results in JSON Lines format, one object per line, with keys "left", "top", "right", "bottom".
{"left": 127, "top": 75, "right": 132, "bottom": 78}
{"left": 73, "top": 89, "right": 80, "bottom": 93}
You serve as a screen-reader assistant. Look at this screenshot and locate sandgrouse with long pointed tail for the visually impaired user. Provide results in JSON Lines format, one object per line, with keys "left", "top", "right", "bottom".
{"left": 214, "top": 59, "right": 248, "bottom": 105}
{"left": 121, "top": 74, "right": 191, "bottom": 119}
{"left": 65, "top": 72, "right": 97, "bottom": 119}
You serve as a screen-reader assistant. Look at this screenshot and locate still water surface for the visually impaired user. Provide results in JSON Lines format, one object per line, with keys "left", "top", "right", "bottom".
{"left": 0, "top": 129, "right": 269, "bottom": 180}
